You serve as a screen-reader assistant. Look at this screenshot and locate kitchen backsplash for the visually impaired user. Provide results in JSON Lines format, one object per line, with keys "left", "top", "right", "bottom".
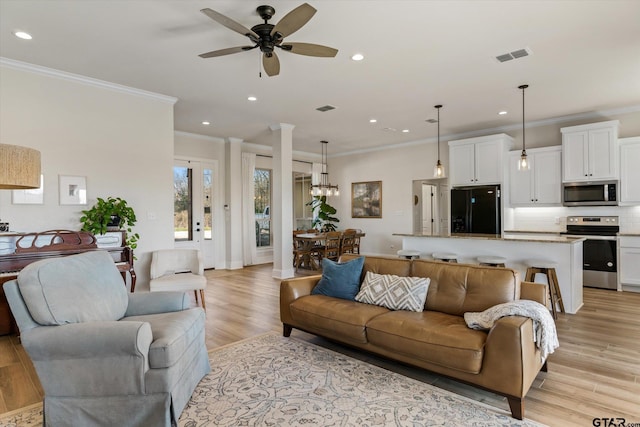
{"left": 506, "top": 205, "right": 640, "bottom": 233}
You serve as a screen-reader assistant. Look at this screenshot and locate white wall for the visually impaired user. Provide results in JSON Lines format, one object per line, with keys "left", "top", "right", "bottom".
{"left": 329, "top": 139, "right": 445, "bottom": 256}
{"left": 0, "top": 63, "right": 176, "bottom": 289}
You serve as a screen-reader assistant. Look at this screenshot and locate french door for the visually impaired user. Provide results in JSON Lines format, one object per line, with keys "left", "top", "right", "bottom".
{"left": 173, "top": 159, "right": 216, "bottom": 268}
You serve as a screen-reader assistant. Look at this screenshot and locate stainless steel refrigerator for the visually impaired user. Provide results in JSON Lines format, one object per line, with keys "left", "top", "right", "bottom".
{"left": 450, "top": 185, "right": 501, "bottom": 234}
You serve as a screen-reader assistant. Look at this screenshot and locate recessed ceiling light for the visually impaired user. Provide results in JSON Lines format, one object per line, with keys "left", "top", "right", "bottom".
{"left": 247, "top": 96, "right": 257, "bottom": 101}
{"left": 402, "top": 129, "right": 410, "bottom": 133}
{"left": 202, "top": 121, "right": 210, "bottom": 125}
{"left": 14, "top": 31, "right": 32, "bottom": 40}
{"left": 351, "top": 53, "right": 364, "bottom": 61}
{"left": 498, "top": 111, "right": 508, "bottom": 115}
{"left": 369, "top": 119, "right": 377, "bottom": 123}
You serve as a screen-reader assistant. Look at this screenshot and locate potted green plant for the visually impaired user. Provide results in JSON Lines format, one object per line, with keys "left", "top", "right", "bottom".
{"left": 306, "top": 195, "right": 340, "bottom": 232}
{"left": 80, "top": 196, "right": 139, "bottom": 251}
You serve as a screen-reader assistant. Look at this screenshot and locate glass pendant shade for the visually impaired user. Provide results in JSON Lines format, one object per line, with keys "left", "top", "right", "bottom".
{"left": 518, "top": 151, "right": 530, "bottom": 171}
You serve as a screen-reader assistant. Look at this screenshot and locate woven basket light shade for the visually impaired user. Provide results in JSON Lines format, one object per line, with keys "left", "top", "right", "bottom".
{"left": 0, "top": 144, "right": 42, "bottom": 189}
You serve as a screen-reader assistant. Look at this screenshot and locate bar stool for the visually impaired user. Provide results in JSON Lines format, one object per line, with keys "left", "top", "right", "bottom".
{"left": 525, "top": 260, "right": 564, "bottom": 320}
{"left": 397, "top": 249, "right": 420, "bottom": 260}
{"left": 433, "top": 252, "right": 458, "bottom": 263}
{"left": 477, "top": 256, "right": 507, "bottom": 267}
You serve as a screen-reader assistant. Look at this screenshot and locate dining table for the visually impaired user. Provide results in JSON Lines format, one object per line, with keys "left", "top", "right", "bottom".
{"left": 293, "top": 231, "right": 365, "bottom": 271}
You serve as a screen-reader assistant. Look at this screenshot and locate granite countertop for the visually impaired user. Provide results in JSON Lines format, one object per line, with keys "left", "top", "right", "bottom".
{"left": 393, "top": 232, "right": 584, "bottom": 244}
{"left": 619, "top": 233, "right": 640, "bottom": 236}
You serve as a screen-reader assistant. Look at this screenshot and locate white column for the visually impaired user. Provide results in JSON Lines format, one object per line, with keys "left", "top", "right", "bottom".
{"left": 225, "top": 137, "right": 244, "bottom": 269}
{"left": 271, "top": 123, "right": 295, "bottom": 279}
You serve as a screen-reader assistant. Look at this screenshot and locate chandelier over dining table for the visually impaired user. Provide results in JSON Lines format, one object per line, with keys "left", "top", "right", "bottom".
{"left": 310, "top": 140, "right": 339, "bottom": 196}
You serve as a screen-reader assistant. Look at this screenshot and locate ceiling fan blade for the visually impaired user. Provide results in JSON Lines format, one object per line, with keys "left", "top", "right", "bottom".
{"left": 199, "top": 46, "right": 255, "bottom": 58}
{"left": 271, "top": 3, "right": 316, "bottom": 38}
{"left": 284, "top": 42, "right": 338, "bottom": 57}
{"left": 200, "top": 8, "right": 259, "bottom": 39}
{"left": 263, "top": 53, "right": 280, "bottom": 77}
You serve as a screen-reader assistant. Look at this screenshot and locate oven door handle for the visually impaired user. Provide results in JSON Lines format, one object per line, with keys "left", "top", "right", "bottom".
{"left": 564, "top": 234, "right": 617, "bottom": 241}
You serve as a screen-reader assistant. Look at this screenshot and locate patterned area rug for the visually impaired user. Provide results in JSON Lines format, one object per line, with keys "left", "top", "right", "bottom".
{"left": 0, "top": 333, "right": 545, "bottom": 427}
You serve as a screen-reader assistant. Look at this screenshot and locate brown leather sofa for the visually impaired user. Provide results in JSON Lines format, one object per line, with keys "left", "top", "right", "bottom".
{"left": 280, "top": 254, "right": 549, "bottom": 420}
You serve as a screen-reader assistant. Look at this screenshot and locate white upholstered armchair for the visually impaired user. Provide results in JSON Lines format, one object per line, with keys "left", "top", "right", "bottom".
{"left": 150, "top": 249, "right": 207, "bottom": 311}
{"left": 3, "top": 250, "right": 210, "bottom": 427}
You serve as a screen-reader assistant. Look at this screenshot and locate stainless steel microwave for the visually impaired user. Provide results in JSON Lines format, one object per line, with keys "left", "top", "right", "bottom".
{"left": 562, "top": 181, "right": 618, "bottom": 206}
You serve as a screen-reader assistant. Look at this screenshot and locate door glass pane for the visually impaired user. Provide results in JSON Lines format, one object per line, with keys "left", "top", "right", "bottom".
{"left": 174, "top": 166, "right": 192, "bottom": 241}
{"left": 203, "top": 168, "right": 212, "bottom": 240}
{"left": 254, "top": 168, "right": 271, "bottom": 247}
{"left": 294, "top": 173, "right": 313, "bottom": 230}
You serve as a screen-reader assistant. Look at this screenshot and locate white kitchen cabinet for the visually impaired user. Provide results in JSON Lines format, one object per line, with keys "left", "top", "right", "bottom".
{"left": 619, "top": 137, "right": 640, "bottom": 204}
{"left": 561, "top": 120, "right": 619, "bottom": 182}
{"left": 619, "top": 236, "right": 640, "bottom": 291}
{"left": 509, "top": 146, "right": 562, "bottom": 206}
{"left": 448, "top": 134, "right": 513, "bottom": 187}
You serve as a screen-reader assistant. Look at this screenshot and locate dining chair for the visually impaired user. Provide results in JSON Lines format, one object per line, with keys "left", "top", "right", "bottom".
{"left": 318, "top": 231, "right": 342, "bottom": 263}
{"left": 344, "top": 228, "right": 362, "bottom": 254}
{"left": 340, "top": 229, "right": 357, "bottom": 255}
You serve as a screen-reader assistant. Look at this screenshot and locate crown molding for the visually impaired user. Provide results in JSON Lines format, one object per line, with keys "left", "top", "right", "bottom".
{"left": 332, "top": 104, "right": 640, "bottom": 158}
{"left": 174, "top": 130, "right": 225, "bottom": 143}
{"left": 0, "top": 57, "right": 177, "bottom": 104}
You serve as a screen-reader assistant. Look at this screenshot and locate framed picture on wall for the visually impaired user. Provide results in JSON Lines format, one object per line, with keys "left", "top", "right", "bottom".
{"left": 351, "top": 181, "right": 382, "bottom": 218}
{"left": 12, "top": 174, "right": 44, "bottom": 204}
{"left": 59, "top": 175, "right": 87, "bottom": 205}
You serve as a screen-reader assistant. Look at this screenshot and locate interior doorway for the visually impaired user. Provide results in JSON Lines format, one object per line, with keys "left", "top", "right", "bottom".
{"left": 412, "top": 179, "right": 448, "bottom": 235}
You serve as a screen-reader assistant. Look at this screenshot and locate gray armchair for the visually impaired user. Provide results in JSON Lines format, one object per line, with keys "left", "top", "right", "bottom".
{"left": 3, "top": 250, "right": 211, "bottom": 427}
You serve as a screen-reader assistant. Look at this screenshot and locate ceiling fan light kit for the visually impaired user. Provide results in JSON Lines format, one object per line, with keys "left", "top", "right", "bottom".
{"left": 199, "top": 3, "right": 338, "bottom": 77}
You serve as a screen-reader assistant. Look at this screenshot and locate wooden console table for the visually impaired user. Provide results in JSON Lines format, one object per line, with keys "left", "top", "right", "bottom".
{"left": 0, "top": 229, "right": 136, "bottom": 335}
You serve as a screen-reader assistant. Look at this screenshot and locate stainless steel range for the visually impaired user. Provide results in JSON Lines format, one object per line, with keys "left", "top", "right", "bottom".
{"left": 564, "top": 216, "right": 619, "bottom": 290}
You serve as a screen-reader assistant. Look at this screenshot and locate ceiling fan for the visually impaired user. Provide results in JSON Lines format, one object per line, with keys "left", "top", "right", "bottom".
{"left": 198, "top": 3, "right": 338, "bottom": 77}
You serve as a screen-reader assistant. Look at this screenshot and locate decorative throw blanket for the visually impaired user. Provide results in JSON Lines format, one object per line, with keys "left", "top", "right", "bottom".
{"left": 464, "top": 300, "right": 559, "bottom": 360}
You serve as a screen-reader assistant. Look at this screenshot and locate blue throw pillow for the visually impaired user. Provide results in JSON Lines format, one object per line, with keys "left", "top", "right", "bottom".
{"left": 311, "top": 256, "right": 365, "bottom": 301}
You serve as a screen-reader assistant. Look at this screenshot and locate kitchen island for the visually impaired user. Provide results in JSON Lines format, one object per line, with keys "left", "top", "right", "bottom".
{"left": 394, "top": 232, "right": 584, "bottom": 314}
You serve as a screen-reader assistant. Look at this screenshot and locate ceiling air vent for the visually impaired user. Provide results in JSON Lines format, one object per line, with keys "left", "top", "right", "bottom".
{"left": 316, "top": 105, "right": 337, "bottom": 112}
{"left": 495, "top": 47, "right": 533, "bottom": 63}
{"left": 425, "top": 119, "right": 438, "bottom": 124}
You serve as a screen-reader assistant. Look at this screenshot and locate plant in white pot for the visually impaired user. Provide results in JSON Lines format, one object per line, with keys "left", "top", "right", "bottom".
{"left": 80, "top": 196, "right": 139, "bottom": 251}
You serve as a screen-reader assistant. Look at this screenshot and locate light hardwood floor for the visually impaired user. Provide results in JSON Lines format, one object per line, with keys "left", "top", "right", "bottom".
{"left": 1, "top": 264, "right": 639, "bottom": 426}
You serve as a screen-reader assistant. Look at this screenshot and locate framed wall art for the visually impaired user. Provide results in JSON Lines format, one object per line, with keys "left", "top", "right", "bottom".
{"left": 12, "top": 174, "right": 44, "bottom": 204}
{"left": 59, "top": 175, "right": 87, "bottom": 205}
{"left": 351, "top": 181, "right": 382, "bottom": 218}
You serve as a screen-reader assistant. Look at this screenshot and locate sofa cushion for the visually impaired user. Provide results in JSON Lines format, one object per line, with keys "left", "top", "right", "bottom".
{"left": 290, "top": 295, "right": 389, "bottom": 344}
{"left": 311, "top": 256, "right": 365, "bottom": 301}
{"left": 17, "top": 251, "right": 128, "bottom": 326}
{"left": 124, "top": 308, "right": 205, "bottom": 369}
{"left": 411, "top": 260, "right": 519, "bottom": 316}
{"left": 365, "top": 310, "right": 487, "bottom": 374}
{"left": 355, "top": 271, "right": 430, "bottom": 312}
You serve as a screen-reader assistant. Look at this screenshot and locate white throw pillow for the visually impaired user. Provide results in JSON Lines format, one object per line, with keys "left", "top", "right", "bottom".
{"left": 355, "top": 271, "right": 430, "bottom": 312}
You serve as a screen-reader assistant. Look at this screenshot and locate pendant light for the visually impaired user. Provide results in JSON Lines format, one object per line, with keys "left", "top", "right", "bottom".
{"left": 310, "top": 140, "right": 339, "bottom": 197}
{"left": 433, "top": 105, "right": 445, "bottom": 178}
{"left": 517, "top": 84, "right": 530, "bottom": 171}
